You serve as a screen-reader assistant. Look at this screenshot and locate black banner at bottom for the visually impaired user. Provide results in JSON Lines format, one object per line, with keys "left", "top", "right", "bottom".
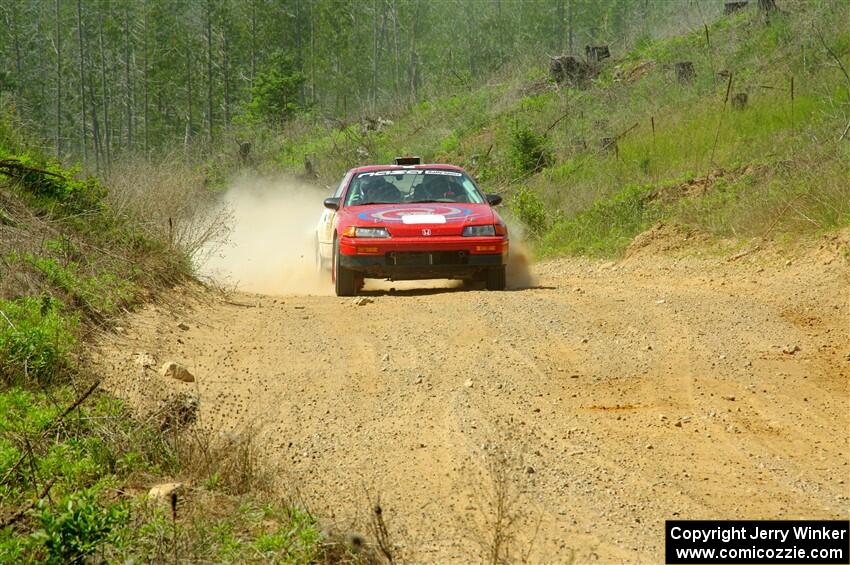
{"left": 666, "top": 520, "right": 849, "bottom": 564}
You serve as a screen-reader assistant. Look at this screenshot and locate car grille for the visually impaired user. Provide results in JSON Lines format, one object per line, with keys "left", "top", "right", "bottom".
{"left": 388, "top": 251, "right": 467, "bottom": 267}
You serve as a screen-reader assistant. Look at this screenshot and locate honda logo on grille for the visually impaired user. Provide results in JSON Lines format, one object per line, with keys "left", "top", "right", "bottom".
{"left": 421, "top": 228, "right": 432, "bottom": 236}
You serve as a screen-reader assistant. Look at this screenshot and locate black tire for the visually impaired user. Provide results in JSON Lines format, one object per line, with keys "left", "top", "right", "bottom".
{"left": 333, "top": 238, "right": 357, "bottom": 296}
{"left": 485, "top": 265, "right": 507, "bottom": 291}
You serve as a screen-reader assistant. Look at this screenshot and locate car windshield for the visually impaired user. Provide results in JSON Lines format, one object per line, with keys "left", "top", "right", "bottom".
{"left": 343, "top": 169, "right": 485, "bottom": 206}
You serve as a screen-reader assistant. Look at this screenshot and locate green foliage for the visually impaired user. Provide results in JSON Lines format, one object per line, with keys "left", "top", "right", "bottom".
{"left": 22, "top": 254, "right": 137, "bottom": 318}
{"left": 250, "top": 507, "right": 322, "bottom": 562}
{"left": 34, "top": 491, "right": 129, "bottom": 564}
{"left": 510, "top": 186, "right": 548, "bottom": 238}
{"left": 540, "top": 183, "right": 656, "bottom": 257}
{"left": 0, "top": 150, "right": 106, "bottom": 214}
{"left": 0, "top": 297, "right": 77, "bottom": 385}
{"left": 509, "top": 125, "right": 552, "bottom": 175}
{"left": 244, "top": 52, "right": 307, "bottom": 125}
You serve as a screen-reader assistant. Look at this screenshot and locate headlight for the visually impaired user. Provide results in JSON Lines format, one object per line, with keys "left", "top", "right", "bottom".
{"left": 462, "top": 225, "right": 496, "bottom": 237}
{"left": 353, "top": 227, "right": 390, "bottom": 238}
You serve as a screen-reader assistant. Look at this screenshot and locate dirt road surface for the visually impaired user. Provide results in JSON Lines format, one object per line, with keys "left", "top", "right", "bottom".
{"left": 95, "top": 231, "right": 849, "bottom": 562}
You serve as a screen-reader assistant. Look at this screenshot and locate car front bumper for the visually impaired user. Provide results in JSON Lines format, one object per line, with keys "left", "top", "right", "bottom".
{"left": 338, "top": 235, "right": 507, "bottom": 280}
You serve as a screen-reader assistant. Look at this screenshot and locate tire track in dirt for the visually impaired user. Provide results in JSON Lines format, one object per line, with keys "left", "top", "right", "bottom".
{"left": 94, "top": 235, "right": 849, "bottom": 562}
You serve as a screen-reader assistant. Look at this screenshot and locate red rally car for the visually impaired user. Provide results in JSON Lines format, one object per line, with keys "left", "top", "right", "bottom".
{"left": 315, "top": 157, "right": 508, "bottom": 296}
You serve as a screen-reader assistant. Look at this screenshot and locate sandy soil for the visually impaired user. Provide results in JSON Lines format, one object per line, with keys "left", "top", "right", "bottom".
{"left": 94, "top": 230, "right": 849, "bottom": 563}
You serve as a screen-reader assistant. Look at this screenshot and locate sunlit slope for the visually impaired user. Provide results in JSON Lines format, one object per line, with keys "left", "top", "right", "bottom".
{"left": 279, "top": 1, "right": 849, "bottom": 257}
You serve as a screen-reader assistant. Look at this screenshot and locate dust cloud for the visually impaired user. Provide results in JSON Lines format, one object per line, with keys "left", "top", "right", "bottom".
{"left": 506, "top": 225, "right": 537, "bottom": 289}
{"left": 199, "top": 174, "right": 333, "bottom": 295}
{"left": 199, "top": 173, "right": 536, "bottom": 294}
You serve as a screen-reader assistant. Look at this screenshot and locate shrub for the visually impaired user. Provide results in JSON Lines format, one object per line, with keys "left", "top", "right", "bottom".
{"left": 34, "top": 490, "right": 129, "bottom": 564}
{"left": 510, "top": 186, "right": 548, "bottom": 238}
{"left": 509, "top": 125, "right": 552, "bottom": 175}
{"left": 0, "top": 296, "right": 77, "bottom": 385}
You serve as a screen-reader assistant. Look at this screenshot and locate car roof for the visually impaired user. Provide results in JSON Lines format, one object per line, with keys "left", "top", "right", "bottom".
{"left": 349, "top": 163, "right": 466, "bottom": 174}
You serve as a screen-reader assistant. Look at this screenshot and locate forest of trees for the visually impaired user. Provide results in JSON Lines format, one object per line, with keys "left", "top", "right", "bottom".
{"left": 0, "top": 0, "right": 723, "bottom": 170}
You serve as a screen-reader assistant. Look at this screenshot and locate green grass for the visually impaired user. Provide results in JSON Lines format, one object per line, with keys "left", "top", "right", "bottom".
{"left": 0, "top": 386, "right": 325, "bottom": 563}
{"left": 0, "top": 147, "right": 327, "bottom": 562}
{"left": 0, "top": 297, "right": 77, "bottom": 386}
{"left": 272, "top": 1, "right": 849, "bottom": 258}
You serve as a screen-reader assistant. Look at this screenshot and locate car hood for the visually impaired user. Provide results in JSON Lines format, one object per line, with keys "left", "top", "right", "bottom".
{"left": 340, "top": 203, "right": 498, "bottom": 237}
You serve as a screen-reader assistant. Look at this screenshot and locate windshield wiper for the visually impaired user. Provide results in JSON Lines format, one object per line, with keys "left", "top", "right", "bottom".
{"left": 355, "top": 200, "right": 395, "bottom": 206}
{"left": 408, "top": 199, "right": 452, "bottom": 203}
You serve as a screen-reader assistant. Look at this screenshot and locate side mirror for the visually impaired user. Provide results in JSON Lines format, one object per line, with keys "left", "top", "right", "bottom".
{"left": 486, "top": 194, "right": 503, "bottom": 206}
{"left": 323, "top": 197, "right": 340, "bottom": 210}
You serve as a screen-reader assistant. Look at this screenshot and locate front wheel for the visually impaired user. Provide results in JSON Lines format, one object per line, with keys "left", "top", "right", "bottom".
{"left": 485, "top": 266, "right": 507, "bottom": 291}
{"left": 333, "top": 238, "right": 358, "bottom": 296}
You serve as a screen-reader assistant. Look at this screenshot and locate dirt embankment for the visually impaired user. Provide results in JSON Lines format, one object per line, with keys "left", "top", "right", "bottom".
{"left": 94, "top": 229, "right": 849, "bottom": 562}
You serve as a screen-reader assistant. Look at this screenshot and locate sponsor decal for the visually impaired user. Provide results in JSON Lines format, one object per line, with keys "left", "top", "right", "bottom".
{"left": 357, "top": 169, "right": 463, "bottom": 178}
{"left": 357, "top": 205, "right": 473, "bottom": 223}
{"left": 401, "top": 214, "right": 446, "bottom": 225}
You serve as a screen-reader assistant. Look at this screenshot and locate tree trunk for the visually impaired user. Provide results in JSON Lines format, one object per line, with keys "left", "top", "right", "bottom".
{"left": 568, "top": 0, "right": 574, "bottom": 54}
{"left": 408, "top": 0, "right": 421, "bottom": 101}
{"left": 557, "top": 0, "right": 564, "bottom": 53}
{"left": 186, "top": 48, "right": 193, "bottom": 144}
{"left": 391, "top": 0, "right": 401, "bottom": 97}
{"left": 36, "top": 9, "right": 47, "bottom": 128}
{"left": 124, "top": 7, "right": 133, "bottom": 152}
{"left": 309, "top": 0, "right": 316, "bottom": 104}
{"left": 11, "top": 4, "right": 22, "bottom": 85}
{"left": 89, "top": 64, "right": 101, "bottom": 173}
{"left": 55, "top": 0, "right": 62, "bottom": 159}
{"left": 143, "top": 1, "right": 149, "bottom": 155}
{"left": 295, "top": 0, "right": 304, "bottom": 105}
{"left": 223, "top": 29, "right": 230, "bottom": 127}
{"left": 98, "top": 20, "right": 111, "bottom": 171}
{"left": 250, "top": 0, "right": 256, "bottom": 92}
{"left": 206, "top": 0, "right": 214, "bottom": 143}
{"left": 76, "top": 0, "right": 88, "bottom": 168}
{"left": 371, "top": 0, "right": 379, "bottom": 112}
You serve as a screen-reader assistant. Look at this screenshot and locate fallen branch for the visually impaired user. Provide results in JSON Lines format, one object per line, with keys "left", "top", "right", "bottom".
{"left": 0, "top": 477, "right": 57, "bottom": 528}
{"left": 544, "top": 110, "right": 571, "bottom": 134}
{"left": 602, "top": 122, "right": 639, "bottom": 151}
{"left": 0, "top": 159, "right": 65, "bottom": 181}
{"left": 726, "top": 192, "right": 807, "bottom": 262}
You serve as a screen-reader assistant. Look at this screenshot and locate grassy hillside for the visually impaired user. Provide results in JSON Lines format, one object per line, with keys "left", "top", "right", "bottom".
{"left": 0, "top": 148, "right": 327, "bottom": 561}
{"left": 275, "top": 0, "right": 849, "bottom": 256}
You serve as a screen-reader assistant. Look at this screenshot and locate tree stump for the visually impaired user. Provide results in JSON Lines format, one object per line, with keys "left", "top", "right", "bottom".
{"left": 549, "top": 55, "right": 596, "bottom": 87}
{"left": 731, "top": 92, "right": 748, "bottom": 110}
{"left": 675, "top": 61, "right": 696, "bottom": 84}
{"left": 758, "top": 0, "right": 777, "bottom": 13}
{"left": 724, "top": 1, "right": 748, "bottom": 15}
{"left": 304, "top": 153, "right": 317, "bottom": 177}
{"left": 585, "top": 45, "right": 611, "bottom": 63}
{"left": 237, "top": 141, "right": 251, "bottom": 164}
